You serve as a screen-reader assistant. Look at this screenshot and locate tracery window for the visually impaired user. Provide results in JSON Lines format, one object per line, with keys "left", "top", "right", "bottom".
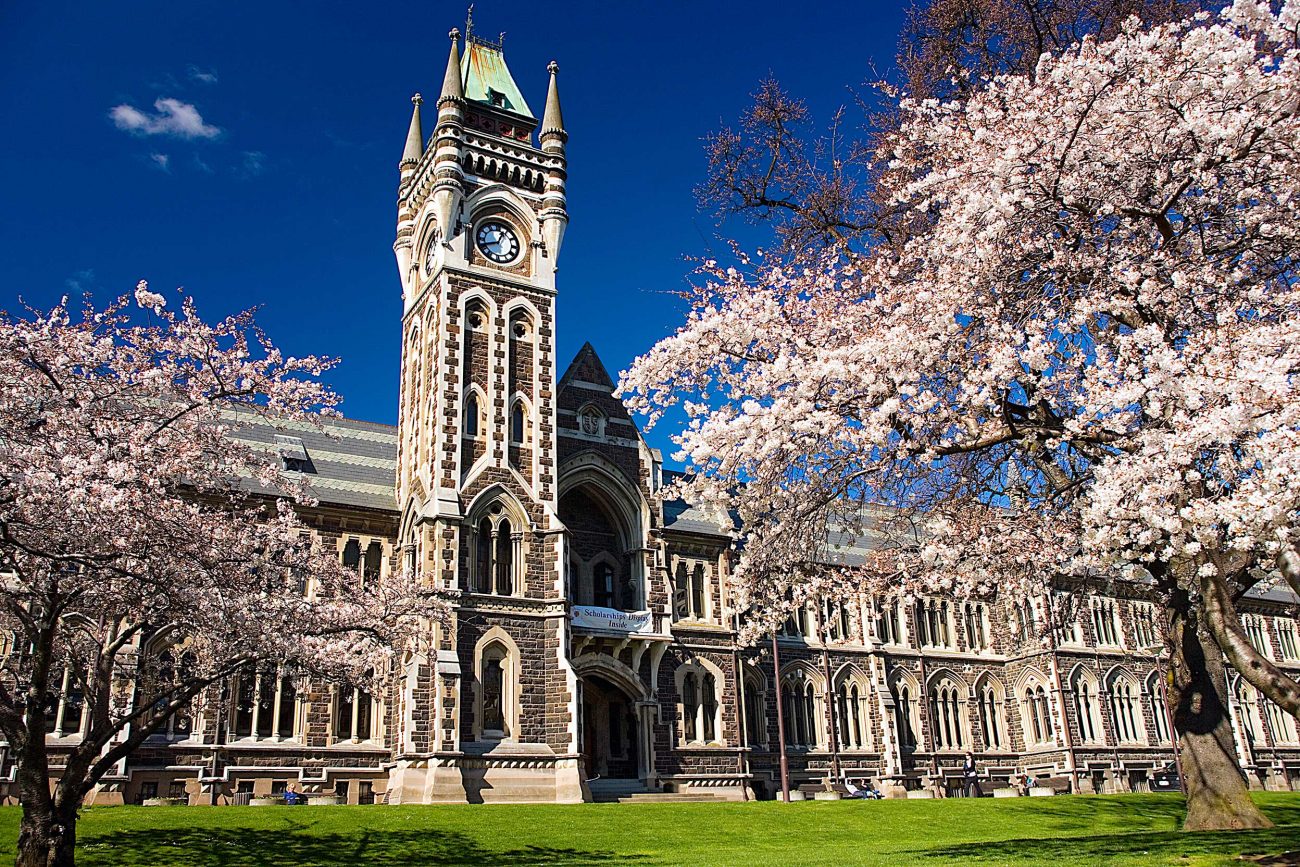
{"left": 1107, "top": 675, "right": 1143, "bottom": 743}
{"left": 471, "top": 507, "right": 521, "bottom": 596}
{"left": 928, "top": 678, "right": 966, "bottom": 750}
{"left": 1236, "top": 680, "right": 1262, "bottom": 744}
{"left": 1072, "top": 671, "right": 1102, "bottom": 743}
{"left": 1132, "top": 603, "right": 1159, "bottom": 649}
{"left": 891, "top": 675, "right": 920, "bottom": 750}
{"left": 876, "top": 597, "right": 902, "bottom": 645}
{"left": 977, "top": 679, "right": 1005, "bottom": 750}
{"left": 835, "top": 677, "right": 868, "bottom": 749}
{"left": 231, "top": 665, "right": 299, "bottom": 741}
{"left": 1243, "top": 615, "right": 1270, "bottom": 657}
{"left": 1022, "top": 681, "right": 1055, "bottom": 746}
{"left": 1147, "top": 672, "right": 1171, "bottom": 744}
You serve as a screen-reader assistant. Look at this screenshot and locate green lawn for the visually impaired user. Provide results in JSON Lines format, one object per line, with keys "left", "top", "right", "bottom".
{"left": 2, "top": 793, "right": 1299, "bottom": 866}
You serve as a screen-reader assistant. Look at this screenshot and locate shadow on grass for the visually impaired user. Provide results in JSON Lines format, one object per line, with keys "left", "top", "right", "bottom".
{"left": 917, "top": 827, "right": 1300, "bottom": 864}
{"left": 77, "top": 824, "right": 641, "bottom": 867}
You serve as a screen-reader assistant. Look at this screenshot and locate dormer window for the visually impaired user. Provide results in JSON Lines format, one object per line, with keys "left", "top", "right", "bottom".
{"left": 275, "top": 435, "right": 313, "bottom": 474}
{"left": 488, "top": 88, "right": 507, "bottom": 108}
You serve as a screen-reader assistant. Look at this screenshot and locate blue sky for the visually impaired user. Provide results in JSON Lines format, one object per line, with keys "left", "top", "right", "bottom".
{"left": 0, "top": 1, "right": 905, "bottom": 462}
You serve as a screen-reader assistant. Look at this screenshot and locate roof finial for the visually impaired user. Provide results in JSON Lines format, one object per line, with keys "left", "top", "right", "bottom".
{"left": 465, "top": 4, "right": 474, "bottom": 42}
{"left": 401, "top": 92, "right": 425, "bottom": 166}
{"left": 448, "top": 27, "right": 460, "bottom": 43}
{"left": 547, "top": 60, "right": 559, "bottom": 75}
{"left": 541, "top": 59, "right": 565, "bottom": 141}
{"left": 439, "top": 22, "right": 466, "bottom": 106}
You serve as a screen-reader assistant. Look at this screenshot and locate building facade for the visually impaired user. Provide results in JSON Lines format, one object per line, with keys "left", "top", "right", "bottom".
{"left": 16, "top": 26, "right": 1300, "bottom": 806}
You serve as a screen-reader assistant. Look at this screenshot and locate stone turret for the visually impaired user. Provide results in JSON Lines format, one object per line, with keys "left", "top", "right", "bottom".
{"left": 431, "top": 28, "right": 468, "bottom": 247}
{"left": 538, "top": 61, "right": 568, "bottom": 267}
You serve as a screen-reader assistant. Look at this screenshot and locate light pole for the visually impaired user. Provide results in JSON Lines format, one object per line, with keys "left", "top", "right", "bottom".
{"left": 1146, "top": 643, "right": 1185, "bottom": 794}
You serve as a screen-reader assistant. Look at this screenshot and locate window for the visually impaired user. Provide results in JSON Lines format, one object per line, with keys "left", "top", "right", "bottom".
{"left": 928, "top": 678, "right": 965, "bottom": 750}
{"left": 690, "top": 564, "right": 706, "bottom": 620}
{"left": 1107, "top": 675, "right": 1143, "bottom": 743}
{"left": 1072, "top": 671, "right": 1102, "bottom": 743}
{"left": 334, "top": 682, "right": 375, "bottom": 742}
{"left": 472, "top": 511, "right": 519, "bottom": 596}
{"left": 1278, "top": 620, "right": 1299, "bottom": 661}
{"left": 914, "top": 598, "right": 952, "bottom": 648}
{"left": 362, "top": 541, "right": 382, "bottom": 585}
{"left": 594, "top": 561, "right": 615, "bottom": 608}
{"left": 1092, "top": 600, "right": 1121, "bottom": 647}
{"left": 977, "top": 679, "right": 1004, "bottom": 750}
{"left": 275, "top": 435, "right": 313, "bottom": 474}
{"left": 1015, "top": 600, "right": 1038, "bottom": 643}
{"left": 1236, "top": 680, "right": 1261, "bottom": 744}
{"left": 836, "top": 677, "right": 867, "bottom": 749}
{"left": 149, "top": 647, "right": 195, "bottom": 740}
{"left": 231, "top": 666, "right": 298, "bottom": 740}
{"left": 680, "top": 667, "right": 721, "bottom": 745}
{"left": 891, "top": 674, "right": 920, "bottom": 750}
{"left": 43, "top": 665, "right": 86, "bottom": 737}
{"left": 464, "top": 392, "right": 482, "bottom": 438}
{"left": 964, "top": 602, "right": 989, "bottom": 651}
{"left": 510, "top": 401, "right": 526, "bottom": 444}
{"left": 1133, "top": 603, "right": 1159, "bottom": 649}
{"left": 488, "top": 88, "right": 506, "bottom": 107}
{"left": 1265, "top": 699, "right": 1299, "bottom": 745}
{"left": 1147, "top": 672, "right": 1171, "bottom": 744}
{"left": 743, "top": 676, "right": 766, "bottom": 747}
{"left": 877, "top": 597, "right": 902, "bottom": 645}
{"left": 673, "top": 562, "right": 689, "bottom": 620}
{"left": 1243, "top": 615, "right": 1270, "bottom": 658}
{"left": 1022, "top": 681, "right": 1055, "bottom": 746}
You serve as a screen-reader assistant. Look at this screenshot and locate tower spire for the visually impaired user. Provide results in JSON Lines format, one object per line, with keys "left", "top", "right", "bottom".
{"left": 440, "top": 28, "right": 465, "bottom": 106}
{"left": 401, "top": 93, "right": 424, "bottom": 166}
{"left": 541, "top": 61, "right": 565, "bottom": 141}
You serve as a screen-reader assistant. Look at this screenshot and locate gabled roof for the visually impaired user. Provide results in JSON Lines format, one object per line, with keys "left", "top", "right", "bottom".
{"left": 461, "top": 37, "right": 533, "bottom": 119}
{"left": 559, "top": 341, "right": 616, "bottom": 391}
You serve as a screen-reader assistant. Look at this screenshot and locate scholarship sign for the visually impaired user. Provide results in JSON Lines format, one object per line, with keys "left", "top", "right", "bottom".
{"left": 570, "top": 605, "right": 654, "bottom": 634}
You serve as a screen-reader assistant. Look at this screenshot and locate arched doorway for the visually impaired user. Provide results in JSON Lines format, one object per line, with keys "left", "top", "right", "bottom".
{"left": 580, "top": 674, "right": 641, "bottom": 780}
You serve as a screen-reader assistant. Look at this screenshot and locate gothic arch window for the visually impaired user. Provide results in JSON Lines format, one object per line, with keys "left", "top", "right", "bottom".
{"left": 1243, "top": 615, "right": 1271, "bottom": 657}
{"left": 781, "top": 668, "right": 822, "bottom": 748}
{"left": 889, "top": 671, "right": 921, "bottom": 751}
{"left": 834, "top": 670, "right": 870, "bottom": 750}
{"left": 1147, "top": 672, "right": 1171, "bottom": 744}
{"left": 477, "top": 638, "right": 517, "bottom": 740}
{"left": 1133, "top": 602, "right": 1159, "bottom": 649}
{"left": 976, "top": 676, "right": 1005, "bottom": 751}
{"left": 464, "top": 391, "right": 484, "bottom": 439}
{"left": 144, "top": 642, "right": 196, "bottom": 741}
{"left": 1235, "top": 678, "right": 1262, "bottom": 745}
{"left": 742, "top": 670, "right": 767, "bottom": 747}
{"left": 1071, "top": 668, "right": 1103, "bottom": 744}
{"left": 678, "top": 662, "right": 723, "bottom": 746}
{"left": 927, "top": 674, "right": 967, "bottom": 751}
{"left": 1106, "top": 672, "right": 1143, "bottom": 743}
{"left": 468, "top": 500, "right": 525, "bottom": 597}
{"left": 510, "top": 399, "right": 528, "bottom": 445}
{"left": 1020, "top": 677, "right": 1055, "bottom": 747}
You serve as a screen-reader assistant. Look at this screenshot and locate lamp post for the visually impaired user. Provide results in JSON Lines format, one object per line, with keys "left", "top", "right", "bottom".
{"left": 1146, "top": 643, "right": 1185, "bottom": 794}
{"left": 771, "top": 633, "right": 791, "bottom": 802}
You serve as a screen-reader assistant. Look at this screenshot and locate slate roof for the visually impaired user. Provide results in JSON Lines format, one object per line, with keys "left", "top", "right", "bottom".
{"left": 229, "top": 412, "right": 399, "bottom": 513}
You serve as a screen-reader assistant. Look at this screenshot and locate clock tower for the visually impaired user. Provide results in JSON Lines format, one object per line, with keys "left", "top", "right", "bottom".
{"left": 387, "top": 25, "right": 581, "bottom": 803}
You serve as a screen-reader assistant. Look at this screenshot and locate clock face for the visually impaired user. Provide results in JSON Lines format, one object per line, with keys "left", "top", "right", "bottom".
{"left": 475, "top": 221, "right": 521, "bottom": 264}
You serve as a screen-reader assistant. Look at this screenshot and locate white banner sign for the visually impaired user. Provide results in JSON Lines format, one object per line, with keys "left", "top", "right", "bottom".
{"left": 570, "top": 606, "right": 654, "bottom": 634}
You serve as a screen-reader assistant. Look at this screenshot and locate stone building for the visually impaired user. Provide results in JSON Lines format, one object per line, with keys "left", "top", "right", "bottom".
{"left": 19, "top": 25, "right": 1300, "bottom": 806}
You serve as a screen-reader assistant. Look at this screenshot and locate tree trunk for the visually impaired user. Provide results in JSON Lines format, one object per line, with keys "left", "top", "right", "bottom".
{"left": 1167, "top": 585, "right": 1271, "bottom": 831}
{"left": 15, "top": 784, "right": 78, "bottom": 867}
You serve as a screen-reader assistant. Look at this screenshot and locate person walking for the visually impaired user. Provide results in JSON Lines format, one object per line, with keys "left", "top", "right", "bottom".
{"left": 962, "top": 752, "right": 983, "bottom": 798}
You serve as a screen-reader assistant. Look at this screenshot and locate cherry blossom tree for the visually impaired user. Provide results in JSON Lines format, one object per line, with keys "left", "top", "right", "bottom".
{"left": 0, "top": 286, "right": 440, "bottom": 867}
{"left": 624, "top": 1, "right": 1300, "bottom": 831}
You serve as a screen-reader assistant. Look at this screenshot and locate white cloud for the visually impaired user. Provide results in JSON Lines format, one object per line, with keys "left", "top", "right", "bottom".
{"left": 149, "top": 153, "right": 171, "bottom": 171}
{"left": 187, "top": 65, "right": 218, "bottom": 85}
{"left": 110, "top": 98, "right": 220, "bottom": 140}
{"left": 237, "top": 150, "right": 266, "bottom": 177}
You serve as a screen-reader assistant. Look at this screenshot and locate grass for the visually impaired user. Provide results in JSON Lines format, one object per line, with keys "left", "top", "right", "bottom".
{"left": 1, "top": 792, "right": 1299, "bottom": 866}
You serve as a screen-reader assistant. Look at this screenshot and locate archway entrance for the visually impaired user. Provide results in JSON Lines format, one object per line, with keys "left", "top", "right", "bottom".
{"left": 580, "top": 675, "right": 641, "bottom": 780}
